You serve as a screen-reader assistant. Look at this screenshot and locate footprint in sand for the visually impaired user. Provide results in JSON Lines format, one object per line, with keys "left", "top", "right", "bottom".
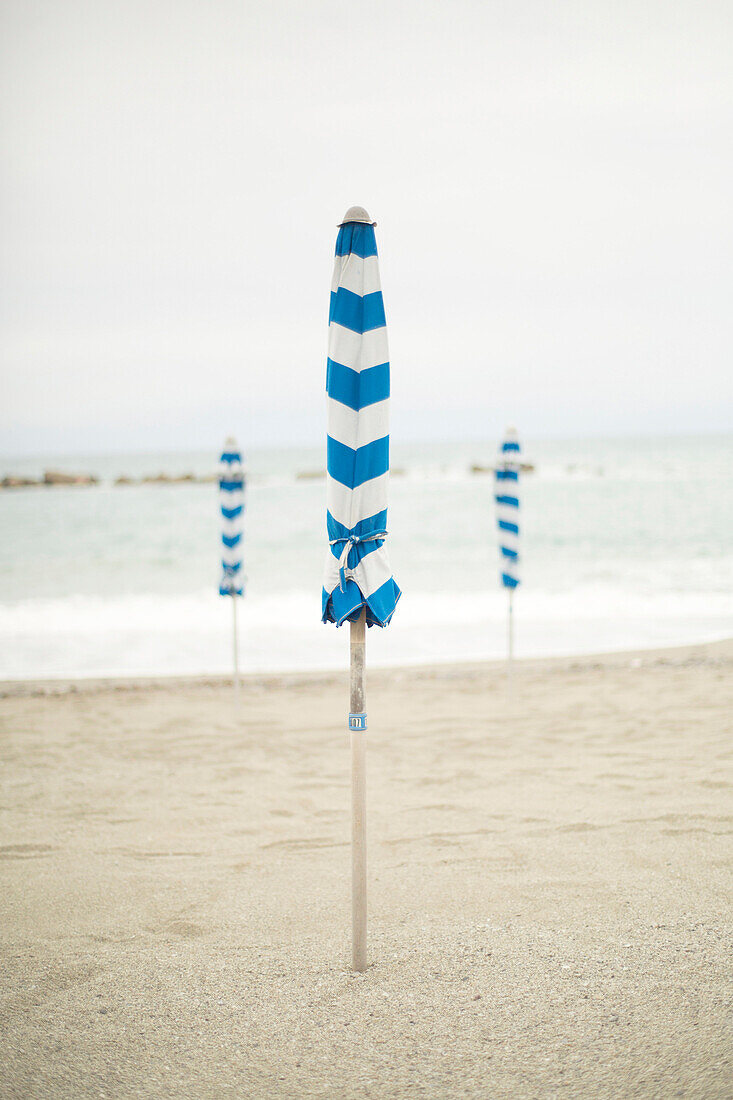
{"left": 163, "top": 919, "right": 205, "bottom": 939}
{"left": 0, "top": 843, "right": 57, "bottom": 859}
{"left": 261, "top": 836, "right": 347, "bottom": 851}
{"left": 108, "top": 847, "right": 206, "bottom": 860}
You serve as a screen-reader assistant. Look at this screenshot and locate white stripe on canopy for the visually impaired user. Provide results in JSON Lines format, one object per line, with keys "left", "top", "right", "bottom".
{"left": 328, "top": 323, "right": 389, "bottom": 374}
{"left": 331, "top": 253, "right": 382, "bottom": 297}
{"left": 326, "top": 397, "right": 390, "bottom": 451}
{"left": 326, "top": 470, "right": 391, "bottom": 532}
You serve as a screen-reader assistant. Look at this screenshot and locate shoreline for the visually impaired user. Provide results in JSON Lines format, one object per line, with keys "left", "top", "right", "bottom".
{"left": 2, "top": 636, "right": 730, "bottom": 699}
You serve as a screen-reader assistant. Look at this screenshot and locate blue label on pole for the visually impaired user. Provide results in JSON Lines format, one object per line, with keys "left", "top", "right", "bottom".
{"left": 348, "top": 713, "right": 367, "bottom": 732}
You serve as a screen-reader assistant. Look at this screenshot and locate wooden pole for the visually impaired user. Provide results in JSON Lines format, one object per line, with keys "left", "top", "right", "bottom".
{"left": 232, "top": 594, "right": 240, "bottom": 717}
{"left": 350, "top": 607, "right": 367, "bottom": 972}
{"left": 507, "top": 588, "right": 514, "bottom": 690}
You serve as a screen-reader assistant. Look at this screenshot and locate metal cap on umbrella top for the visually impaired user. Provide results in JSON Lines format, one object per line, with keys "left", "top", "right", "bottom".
{"left": 337, "top": 206, "right": 377, "bottom": 226}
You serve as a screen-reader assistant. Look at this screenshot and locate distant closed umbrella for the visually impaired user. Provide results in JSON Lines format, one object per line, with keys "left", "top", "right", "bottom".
{"left": 495, "top": 427, "right": 521, "bottom": 674}
{"left": 219, "top": 437, "right": 245, "bottom": 710}
{"left": 323, "top": 206, "right": 400, "bottom": 971}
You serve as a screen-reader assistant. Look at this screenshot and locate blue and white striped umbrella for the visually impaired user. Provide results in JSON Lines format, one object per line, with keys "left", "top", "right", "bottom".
{"left": 322, "top": 207, "right": 400, "bottom": 627}
{"left": 219, "top": 437, "right": 244, "bottom": 597}
{"left": 495, "top": 428, "right": 521, "bottom": 589}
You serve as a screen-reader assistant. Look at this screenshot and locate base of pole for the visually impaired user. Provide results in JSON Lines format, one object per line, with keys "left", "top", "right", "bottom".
{"left": 350, "top": 609, "right": 367, "bottom": 972}
{"left": 351, "top": 728, "right": 367, "bottom": 972}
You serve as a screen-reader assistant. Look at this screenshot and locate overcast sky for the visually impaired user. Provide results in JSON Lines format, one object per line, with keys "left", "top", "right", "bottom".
{"left": 1, "top": 0, "right": 731, "bottom": 454}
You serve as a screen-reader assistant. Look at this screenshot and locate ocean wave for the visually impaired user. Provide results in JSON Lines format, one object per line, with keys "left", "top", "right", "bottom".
{"left": 1, "top": 584, "right": 731, "bottom": 680}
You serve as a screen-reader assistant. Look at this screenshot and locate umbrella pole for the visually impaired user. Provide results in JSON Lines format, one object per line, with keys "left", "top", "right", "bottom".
{"left": 350, "top": 607, "right": 367, "bottom": 972}
{"left": 232, "top": 593, "right": 240, "bottom": 717}
{"left": 507, "top": 588, "right": 514, "bottom": 689}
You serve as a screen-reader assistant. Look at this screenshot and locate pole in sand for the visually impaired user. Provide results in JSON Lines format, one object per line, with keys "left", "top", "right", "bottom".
{"left": 507, "top": 587, "right": 514, "bottom": 687}
{"left": 349, "top": 608, "right": 367, "bottom": 971}
{"left": 232, "top": 592, "right": 240, "bottom": 716}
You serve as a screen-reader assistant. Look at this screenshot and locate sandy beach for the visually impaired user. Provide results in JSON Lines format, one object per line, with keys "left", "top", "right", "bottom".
{"left": 1, "top": 641, "right": 731, "bottom": 1098}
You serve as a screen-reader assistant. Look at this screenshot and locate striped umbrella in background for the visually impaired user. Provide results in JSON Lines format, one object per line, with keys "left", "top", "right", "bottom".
{"left": 323, "top": 206, "right": 400, "bottom": 972}
{"left": 495, "top": 427, "right": 521, "bottom": 674}
{"left": 219, "top": 437, "right": 245, "bottom": 708}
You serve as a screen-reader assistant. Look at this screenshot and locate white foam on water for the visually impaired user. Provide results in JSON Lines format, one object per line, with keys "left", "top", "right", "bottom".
{"left": 1, "top": 584, "right": 731, "bottom": 680}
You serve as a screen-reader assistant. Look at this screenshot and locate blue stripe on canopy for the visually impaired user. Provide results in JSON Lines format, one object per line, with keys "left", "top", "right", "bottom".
{"left": 496, "top": 494, "right": 519, "bottom": 507}
{"left": 220, "top": 478, "right": 243, "bottom": 492}
{"left": 222, "top": 533, "right": 241, "bottom": 549}
{"left": 499, "top": 519, "right": 519, "bottom": 534}
{"left": 502, "top": 573, "right": 519, "bottom": 589}
{"left": 335, "top": 222, "right": 378, "bottom": 258}
{"left": 326, "top": 508, "right": 388, "bottom": 543}
{"left": 326, "top": 360, "right": 390, "bottom": 411}
{"left": 327, "top": 435, "right": 389, "bottom": 489}
{"left": 322, "top": 576, "right": 400, "bottom": 628}
{"left": 329, "top": 289, "right": 386, "bottom": 334}
{"left": 326, "top": 509, "right": 388, "bottom": 572}
{"left": 221, "top": 559, "right": 242, "bottom": 573}
{"left": 222, "top": 504, "right": 243, "bottom": 521}
{"left": 496, "top": 470, "right": 518, "bottom": 481}
{"left": 501, "top": 441, "right": 520, "bottom": 452}
{"left": 220, "top": 452, "right": 240, "bottom": 463}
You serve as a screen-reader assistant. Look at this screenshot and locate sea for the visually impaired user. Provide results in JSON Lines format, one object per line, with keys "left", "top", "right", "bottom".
{"left": 0, "top": 436, "right": 731, "bottom": 680}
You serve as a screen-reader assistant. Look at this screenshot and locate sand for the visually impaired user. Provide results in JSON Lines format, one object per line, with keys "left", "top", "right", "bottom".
{"left": 1, "top": 641, "right": 731, "bottom": 1099}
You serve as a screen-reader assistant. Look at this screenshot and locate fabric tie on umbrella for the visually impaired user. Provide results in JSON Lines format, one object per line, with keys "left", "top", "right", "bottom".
{"left": 219, "top": 438, "right": 244, "bottom": 597}
{"left": 495, "top": 428, "right": 521, "bottom": 589}
{"left": 322, "top": 207, "right": 400, "bottom": 627}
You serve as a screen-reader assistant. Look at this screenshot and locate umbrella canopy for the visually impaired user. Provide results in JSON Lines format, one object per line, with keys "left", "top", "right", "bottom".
{"left": 495, "top": 428, "right": 521, "bottom": 589}
{"left": 322, "top": 207, "right": 400, "bottom": 627}
{"left": 219, "top": 437, "right": 244, "bottom": 597}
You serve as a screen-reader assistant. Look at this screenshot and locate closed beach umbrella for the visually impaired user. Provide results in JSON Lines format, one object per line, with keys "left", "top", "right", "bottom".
{"left": 323, "top": 206, "right": 400, "bottom": 971}
{"left": 495, "top": 427, "right": 521, "bottom": 674}
{"left": 219, "top": 437, "right": 245, "bottom": 708}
